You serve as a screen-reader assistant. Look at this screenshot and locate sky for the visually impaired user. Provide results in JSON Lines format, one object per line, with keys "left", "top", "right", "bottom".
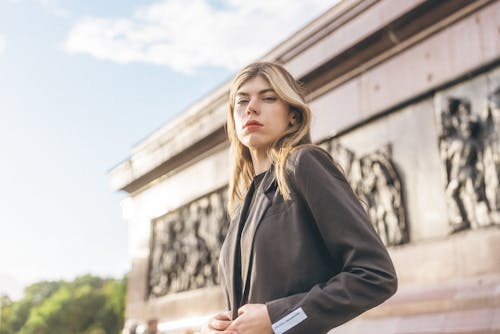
{"left": 0, "top": 0, "right": 335, "bottom": 300}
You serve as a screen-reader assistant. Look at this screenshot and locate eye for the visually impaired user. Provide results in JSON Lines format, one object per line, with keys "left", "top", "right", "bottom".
{"left": 263, "top": 96, "right": 277, "bottom": 102}
{"left": 236, "top": 99, "right": 249, "bottom": 105}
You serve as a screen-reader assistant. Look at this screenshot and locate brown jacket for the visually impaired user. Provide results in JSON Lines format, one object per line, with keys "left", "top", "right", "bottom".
{"left": 219, "top": 146, "right": 397, "bottom": 334}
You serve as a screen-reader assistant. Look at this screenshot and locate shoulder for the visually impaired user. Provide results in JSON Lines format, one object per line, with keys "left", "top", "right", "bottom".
{"left": 288, "top": 145, "right": 332, "bottom": 165}
{"left": 287, "top": 145, "right": 346, "bottom": 182}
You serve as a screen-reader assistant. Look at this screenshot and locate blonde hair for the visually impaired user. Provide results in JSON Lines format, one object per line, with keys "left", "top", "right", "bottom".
{"left": 226, "top": 62, "right": 312, "bottom": 216}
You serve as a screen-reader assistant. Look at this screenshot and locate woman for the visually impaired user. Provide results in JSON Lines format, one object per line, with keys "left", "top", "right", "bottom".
{"left": 202, "top": 62, "right": 397, "bottom": 334}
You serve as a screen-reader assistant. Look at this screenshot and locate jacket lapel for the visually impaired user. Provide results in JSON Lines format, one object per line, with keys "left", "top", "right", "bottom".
{"left": 240, "top": 168, "right": 276, "bottom": 300}
{"left": 228, "top": 188, "right": 254, "bottom": 317}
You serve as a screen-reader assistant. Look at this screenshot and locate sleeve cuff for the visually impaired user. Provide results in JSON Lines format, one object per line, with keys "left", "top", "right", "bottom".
{"left": 267, "top": 305, "right": 308, "bottom": 334}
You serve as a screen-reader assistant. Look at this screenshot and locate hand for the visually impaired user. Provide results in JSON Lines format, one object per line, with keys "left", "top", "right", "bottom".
{"left": 200, "top": 311, "right": 232, "bottom": 334}
{"left": 225, "top": 303, "right": 273, "bottom": 334}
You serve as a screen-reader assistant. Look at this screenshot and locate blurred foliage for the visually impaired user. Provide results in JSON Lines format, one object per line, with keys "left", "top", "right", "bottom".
{"left": 0, "top": 275, "right": 126, "bottom": 334}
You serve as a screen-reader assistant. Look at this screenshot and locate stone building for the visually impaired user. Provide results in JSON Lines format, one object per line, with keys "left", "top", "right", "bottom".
{"left": 110, "top": 0, "right": 500, "bottom": 332}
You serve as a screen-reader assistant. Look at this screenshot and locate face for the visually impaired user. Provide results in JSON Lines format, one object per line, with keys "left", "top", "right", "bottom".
{"left": 233, "top": 75, "right": 295, "bottom": 153}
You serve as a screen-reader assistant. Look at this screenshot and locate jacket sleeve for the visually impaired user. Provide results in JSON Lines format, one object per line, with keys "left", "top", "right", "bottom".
{"left": 265, "top": 146, "right": 398, "bottom": 334}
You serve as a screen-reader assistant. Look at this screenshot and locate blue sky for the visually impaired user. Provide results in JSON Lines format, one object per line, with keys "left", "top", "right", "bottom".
{"left": 0, "top": 0, "right": 334, "bottom": 299}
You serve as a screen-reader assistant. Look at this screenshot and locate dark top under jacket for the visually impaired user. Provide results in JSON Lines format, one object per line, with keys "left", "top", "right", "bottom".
{"left": 219, "top": 146, "right": 398, "bottom": 334}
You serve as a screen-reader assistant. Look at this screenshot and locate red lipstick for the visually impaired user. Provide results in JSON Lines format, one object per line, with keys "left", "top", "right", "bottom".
{"left": 244, "top": 120, "right": 263, "bottom": 130}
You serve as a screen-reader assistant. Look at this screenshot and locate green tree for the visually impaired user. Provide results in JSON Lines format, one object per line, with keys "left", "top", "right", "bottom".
{"left": 1, "top": 281, "right": 63, "bottom": 334}
{"left": 0, "top": 294, "right": 14, "bottom": 334}
{"left": 0, "top": 275, "right": 126, "bottom": 334}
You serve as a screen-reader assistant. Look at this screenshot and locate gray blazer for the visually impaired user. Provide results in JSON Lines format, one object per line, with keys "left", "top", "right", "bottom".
{"left": 219, "top": 146, "right": 397, "bottom": 334}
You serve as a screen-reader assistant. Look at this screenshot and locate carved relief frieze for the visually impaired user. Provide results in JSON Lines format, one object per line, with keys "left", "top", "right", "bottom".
{"left": 148, "top": 188, "right": 229, "bottom": 298}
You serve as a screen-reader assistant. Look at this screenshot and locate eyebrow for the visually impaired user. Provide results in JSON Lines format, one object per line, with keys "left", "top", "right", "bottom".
{"left": 236, "top": 88, "right": 275, "bottom": 97}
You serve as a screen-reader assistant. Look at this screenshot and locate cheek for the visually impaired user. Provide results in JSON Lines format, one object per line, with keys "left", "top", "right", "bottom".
{"left": 233, "top": 110, "right": 245, "bottom": 128}
{"left": 277, "top": 112, "right": 292, "bottom": 132}
{"left": 233, "top": 114, "right": 245, "bottom": 138}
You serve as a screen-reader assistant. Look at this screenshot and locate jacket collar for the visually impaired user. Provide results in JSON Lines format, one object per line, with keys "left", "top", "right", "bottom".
{"left": 261, "top": 165, "right": 277, "bottom": 195}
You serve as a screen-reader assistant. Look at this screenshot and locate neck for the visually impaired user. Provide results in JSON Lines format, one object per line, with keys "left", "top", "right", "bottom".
{"left": 250, "top": 148, "right": 271, "bottom": 175}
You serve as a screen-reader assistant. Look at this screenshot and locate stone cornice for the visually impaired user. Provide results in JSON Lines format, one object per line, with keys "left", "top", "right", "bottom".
{"left": 110, "top": 0, "right": 493, "bottom": 193}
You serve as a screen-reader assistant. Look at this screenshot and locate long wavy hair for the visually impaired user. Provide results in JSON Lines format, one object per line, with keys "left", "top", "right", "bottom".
{"left": 226, "top": 62, "right": 312, "bottom": 216}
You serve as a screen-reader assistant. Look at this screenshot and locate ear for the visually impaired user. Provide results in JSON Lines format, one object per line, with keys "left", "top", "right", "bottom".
{"left": 289, "top": 111, "right": 297, "bottom": 126}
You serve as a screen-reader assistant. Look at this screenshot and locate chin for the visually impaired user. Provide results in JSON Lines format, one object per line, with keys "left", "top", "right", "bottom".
{"left": 242, "top": 141, "right": 269, "bottom": 151}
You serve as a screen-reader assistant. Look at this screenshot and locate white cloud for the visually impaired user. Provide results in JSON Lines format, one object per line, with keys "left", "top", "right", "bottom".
{"left": 64, "top": 0, "right": 334, "bottom": 73}
{"left": 0, "top": 34, "right": 6, "bottom": 54}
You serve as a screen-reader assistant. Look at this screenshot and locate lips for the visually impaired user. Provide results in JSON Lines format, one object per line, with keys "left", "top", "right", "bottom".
{"left": 244, "top": 120, "right": 263, "bottom": 129}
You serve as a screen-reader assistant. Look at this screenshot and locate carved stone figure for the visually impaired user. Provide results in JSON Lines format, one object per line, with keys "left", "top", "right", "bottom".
{"left": 484, "top": 89, "right": 500, "bottom": 224}
{"left": 330, "top": 143, "right": 408, "bottom": 246}
{"left": 438, "top": 94, "right": 500, "bottom": 231}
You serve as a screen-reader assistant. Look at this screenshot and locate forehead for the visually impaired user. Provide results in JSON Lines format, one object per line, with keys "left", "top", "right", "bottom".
{"left": 236, "top": 75, "right": 273, "bottom": 95}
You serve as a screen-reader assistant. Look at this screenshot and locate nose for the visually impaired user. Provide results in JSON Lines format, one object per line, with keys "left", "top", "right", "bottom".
{"left": 246, "top": 99, "right": 259, "bottom": 115}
